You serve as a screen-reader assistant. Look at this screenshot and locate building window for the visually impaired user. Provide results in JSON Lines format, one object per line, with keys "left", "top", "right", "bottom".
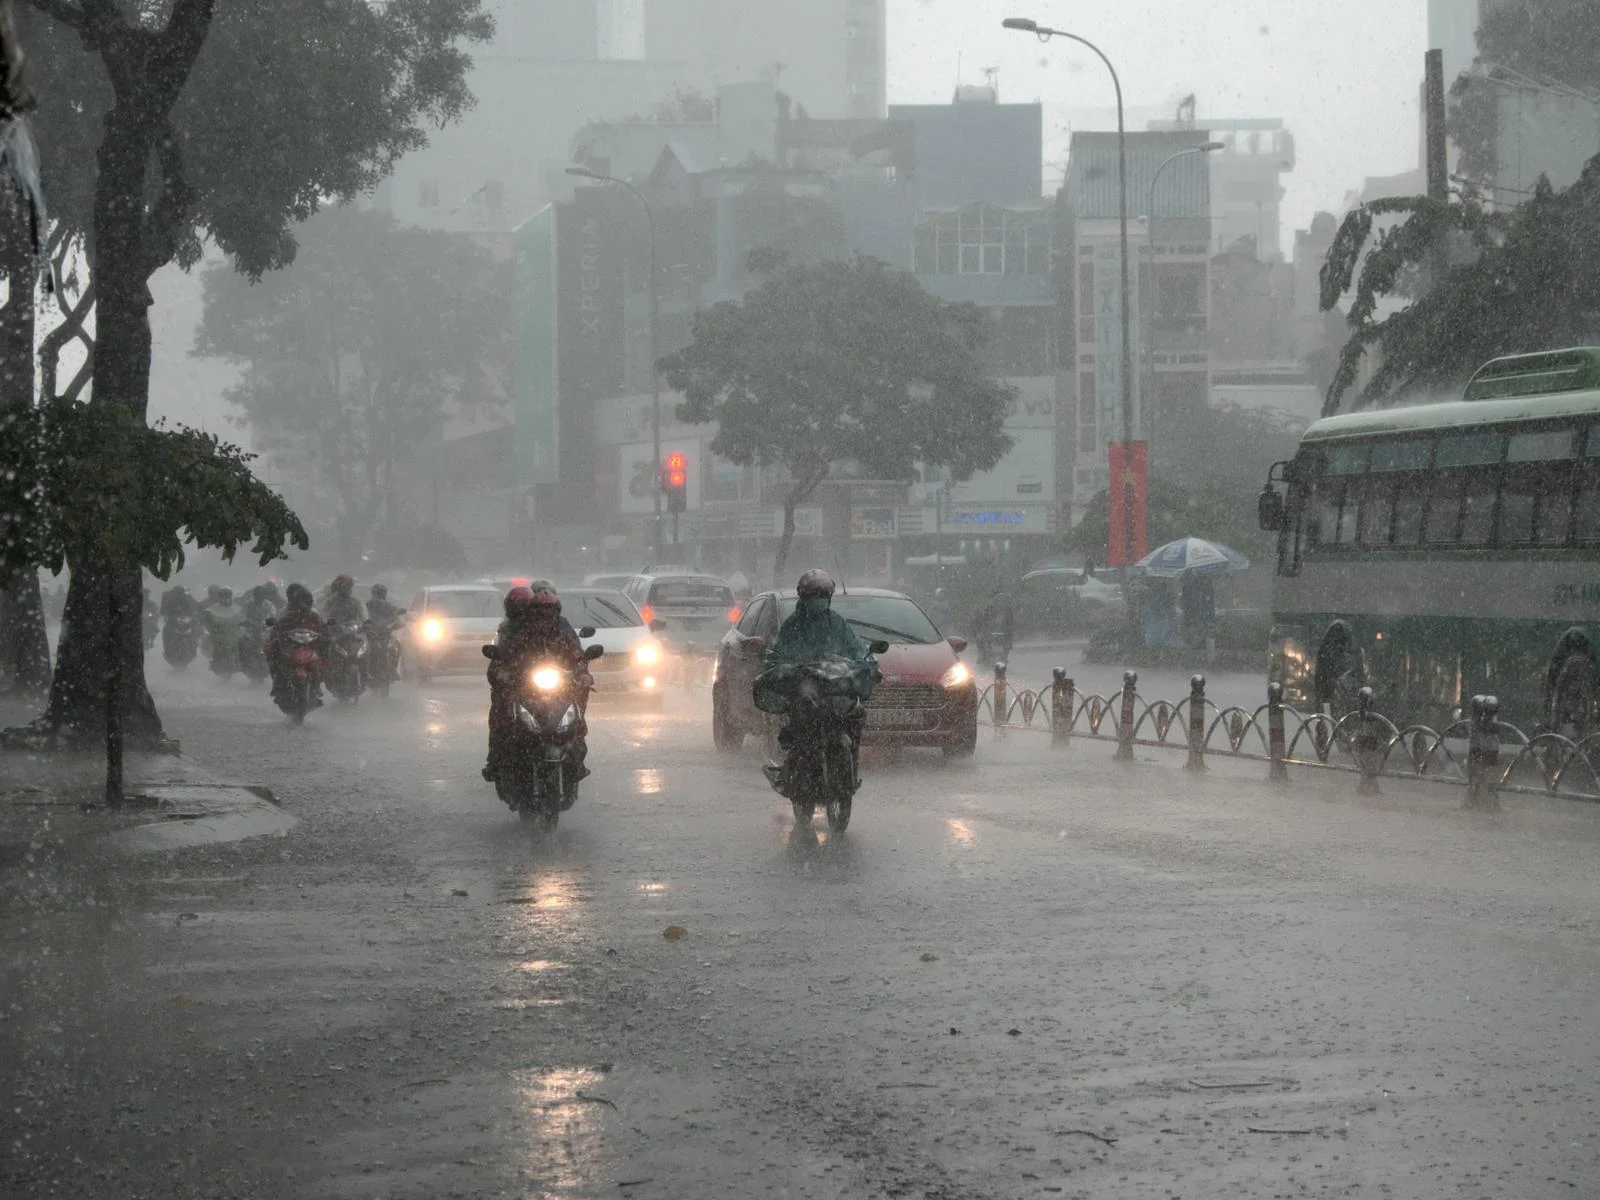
{"left": 913, "top": 203, "right": 1051, "bottom": 277}
{"left": 419, "top": 179, "right": 440, "bottom": 208}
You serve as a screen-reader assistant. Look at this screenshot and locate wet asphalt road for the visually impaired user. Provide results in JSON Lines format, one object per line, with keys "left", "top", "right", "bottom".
{"left": 4, "top": 665, "right": 1600, "bottom": 1199}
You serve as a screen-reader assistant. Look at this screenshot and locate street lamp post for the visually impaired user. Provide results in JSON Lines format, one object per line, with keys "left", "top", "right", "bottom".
{"left": 1143, "top": 141, "right": 1224, "bottom": 462}
{"left": 566, "top": 165, "right": 662, "bottom": 561}
{"left": 1002, "top": 16, "right": 1136, "bottom": 568}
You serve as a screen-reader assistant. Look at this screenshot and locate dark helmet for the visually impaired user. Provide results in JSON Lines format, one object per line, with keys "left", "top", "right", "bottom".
{"left": 370, "top": 582, "right": 388, "bottom": 600}
{"left": 217, "top": 587, "right": 233, "bottom": 605}
{"left": 206, "top": 585, "right": 222, "bottom": 600}
{"left": 286, "top": 582, "right": 313, "bottom": 611}
{"left": 796, "top": 568, "right": 836, "bottom": 599}
{"left": 251, "top": 584, "right": 270, "bottom": 602}
{"left": 331, "top": 573, "right": 354, "bottom": 596}
{"left": 527, "top": 580, "right": 561, "bottom": 614}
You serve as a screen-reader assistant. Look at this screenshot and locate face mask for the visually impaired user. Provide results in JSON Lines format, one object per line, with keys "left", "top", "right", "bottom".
{"left": 798, "top": 595, "right": 830, "bottom": 618}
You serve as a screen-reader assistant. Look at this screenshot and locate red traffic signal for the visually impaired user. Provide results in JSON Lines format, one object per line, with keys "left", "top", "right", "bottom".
{"left": 663, "top": 452, "right": 688, "bottom": 512}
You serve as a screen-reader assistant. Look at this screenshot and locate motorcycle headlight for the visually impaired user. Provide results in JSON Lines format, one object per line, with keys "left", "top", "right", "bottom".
{"left": 940, "top": 661, "right": 973, "bottom": 689}
{"left": 420, "top": 618, "right": 445, "bottom": 643}
{"left": 633, "top": 640, "right": 662, "bottom": 668}
{"left": 556, "top": 704, "right": 580, "bottom": 731}
{"left": 531, "top": 666, "right": 563, "bottom": 692}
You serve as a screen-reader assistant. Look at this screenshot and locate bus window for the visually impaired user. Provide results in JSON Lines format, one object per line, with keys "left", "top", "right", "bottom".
{"left": 1326, "top": 444, "right": 1369, "bottom": 476}
{"left": 1392, "top": 480, "right": 1427, "bottom": 544}
{"left": 1334, "top": 479, "right": 1361, "bottom": 545}
{"left": 1359, "top": 476, "right": 1395, "bottom": 546}
{"left": 1460, "top": 477, "right": 1496, "bottom": 544}
{"left": 1424, "top": 474, "right": 1462, "bottom": 543}
{"left": 1500, "top": 430, "right": 1576, "bottom": 544}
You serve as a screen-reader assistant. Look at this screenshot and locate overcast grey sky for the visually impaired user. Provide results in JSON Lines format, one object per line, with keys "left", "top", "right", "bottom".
{"left": 888, "top": 0, "right": 1429, "bottom": 254}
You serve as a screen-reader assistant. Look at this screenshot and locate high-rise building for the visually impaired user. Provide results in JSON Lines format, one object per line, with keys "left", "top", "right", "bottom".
{"left": 643, "top": 0, "right": 885, "bottom": 119}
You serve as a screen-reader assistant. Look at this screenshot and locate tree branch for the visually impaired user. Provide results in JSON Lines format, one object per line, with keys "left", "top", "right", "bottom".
{"left": 147, "top": 0, "right": 214, "bottom": 111}
{"left": 38, "top": 278, "right": 92, "bottom": 399}
{"left": 23, "top": 0, "right": 87, "bottom": 33}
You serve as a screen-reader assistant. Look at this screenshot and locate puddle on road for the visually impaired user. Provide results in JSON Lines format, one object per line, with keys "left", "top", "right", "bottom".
{"left": 513, "top": 1066, "right": 616, "bottom": 1190}
{"left": 632, "top": 768, "right": 662, "bottom": 795}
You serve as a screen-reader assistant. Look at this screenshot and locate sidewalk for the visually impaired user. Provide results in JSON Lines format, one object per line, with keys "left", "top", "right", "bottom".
{"left": 0, "top": 698, "right": 294, "bottom": 871}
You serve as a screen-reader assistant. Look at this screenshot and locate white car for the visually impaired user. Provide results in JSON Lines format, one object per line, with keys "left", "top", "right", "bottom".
{"left": 562, "top": 588, "right": 666, "bottom": 703}
{"left": 401, "top": 584, "right": 503, "bottom": 681}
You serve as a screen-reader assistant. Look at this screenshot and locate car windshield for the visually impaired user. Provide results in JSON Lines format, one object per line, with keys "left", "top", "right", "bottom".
{"left": 777, "top": 594, "right": 942, "bottom": 644}
{"left": 563, "top": 591, "right": 643, "bottom": 629}
{"left": 422, "top": 591, "right": 500, "bottom": 619}
{"left": 648, "top": 579, "right": 733, "bottom": 606}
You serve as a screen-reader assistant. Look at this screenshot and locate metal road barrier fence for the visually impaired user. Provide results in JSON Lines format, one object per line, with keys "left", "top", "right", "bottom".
{"left": 975, "top": 666, "right": 1600, "bottom": 811}
{"left": 661, "top": 644, "right": 1600, "bottom": 809}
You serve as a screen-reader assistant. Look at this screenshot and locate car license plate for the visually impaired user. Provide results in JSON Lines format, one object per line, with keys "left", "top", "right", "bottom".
{"left": 868, "top": 707, "right": 924, "bottom": 729}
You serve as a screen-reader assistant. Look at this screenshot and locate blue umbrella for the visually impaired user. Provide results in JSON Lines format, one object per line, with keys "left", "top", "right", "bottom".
{"left": 1135, "top": 537, "right": 1250, "bottom": 578}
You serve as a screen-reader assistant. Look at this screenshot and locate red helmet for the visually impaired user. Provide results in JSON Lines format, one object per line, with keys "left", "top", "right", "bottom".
{"left": 504, "top": 586, "right": 536, "bottom": 617}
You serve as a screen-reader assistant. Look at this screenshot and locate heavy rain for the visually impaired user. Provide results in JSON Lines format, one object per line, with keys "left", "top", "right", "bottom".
{"left": 2, "top": 0, "right": 1599, "bottom": 1196}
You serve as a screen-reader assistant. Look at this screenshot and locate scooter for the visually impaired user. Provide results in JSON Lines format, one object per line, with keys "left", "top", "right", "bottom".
{"left": 483, "top": 636, "right": 603, "bottom": 833}
{"left": 162, "top": 612, "right": 200, "bottom": 670}
{"left": 754, "top": 646, "right": 885, "bottom": 832}
{"left": 237, "top": 623, "right": 270, "bottom": 684}
{"left": 269, "top": 623, "right": 327, "bottom": 725}
{"left": 326, "top": 624, "right": 369, "bottom": 703}
{"left": 363, "top": 613, "right": 405, "bottom": 698}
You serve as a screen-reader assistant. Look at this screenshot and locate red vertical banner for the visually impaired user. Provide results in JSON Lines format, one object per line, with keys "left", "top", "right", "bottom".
{"left": 1105, "top": 441, "right": 1150, "bottom": 566}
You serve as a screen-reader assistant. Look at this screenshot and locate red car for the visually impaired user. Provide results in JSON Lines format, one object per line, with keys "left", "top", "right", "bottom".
{"left": 712, "top": 587, "right": 978, "bottom": 757}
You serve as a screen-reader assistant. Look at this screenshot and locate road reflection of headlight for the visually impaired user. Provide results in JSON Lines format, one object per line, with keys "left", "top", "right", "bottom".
{"left": 531, "top": 666, "right": 562, "bottom": 691}
{"left": 420, "top": 618, "right": 445, "bottom": 643}
{"left": 634, "top": 640, "right": 662, "bottom": 667}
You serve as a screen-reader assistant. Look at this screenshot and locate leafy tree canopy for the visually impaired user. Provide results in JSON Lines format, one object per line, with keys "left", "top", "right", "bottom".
{"left": 1449, "top": 0, "right": 1600, "bottom": 185}
{"left": 1319, "top": 159, "right": 1600, "bottom": 412}
{"left": 662, "top": 256, "right": 1014, "bottom": 577}
{"left": 194, "top": 204, "right": 510, "bottom": 551}
{"left": 20, "top": 0, "right": 492, "bottom": 276}
{"left": 0, "top": 400, "right": 308, "bottom": 578}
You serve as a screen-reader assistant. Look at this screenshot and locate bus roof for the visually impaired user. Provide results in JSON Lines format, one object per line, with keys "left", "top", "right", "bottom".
{"left": 1304, "top": 347, "right": 1600, "bottom": 445}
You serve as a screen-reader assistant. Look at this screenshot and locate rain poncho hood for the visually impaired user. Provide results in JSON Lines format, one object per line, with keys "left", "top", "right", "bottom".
{"left": 767, "top": 602, "right": 867, "bottom": 666}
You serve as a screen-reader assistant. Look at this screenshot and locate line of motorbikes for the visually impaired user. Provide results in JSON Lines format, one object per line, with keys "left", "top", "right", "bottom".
{"left": 142, "top": 601, "right": 406, "bottom": 725}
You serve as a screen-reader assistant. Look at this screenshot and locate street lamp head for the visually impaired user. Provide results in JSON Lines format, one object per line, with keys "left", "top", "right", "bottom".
{"left": 1200, "top": 141, "right": 1226, "bottom": 152}
{"left": 1001, "top": 16, "right": 1039, "bottom": 32}
{"left": 564, "top": 165, "right": 597, "bottom": 178}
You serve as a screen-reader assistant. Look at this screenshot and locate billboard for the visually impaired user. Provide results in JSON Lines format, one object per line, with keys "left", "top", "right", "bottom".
{"left": 512, "top": 208, "right": 558, "bottom": 485}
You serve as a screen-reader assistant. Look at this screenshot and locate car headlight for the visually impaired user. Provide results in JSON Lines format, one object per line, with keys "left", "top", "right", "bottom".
{"left": 531, "top": 666, "right": 563, "bottom": 692}
{"left": 420, "top": 618, "right": 445, "bottom": 643}
{"left": 633, "top": 640, "right": 662, "bottom": 667}
{"left": 940, "top": 661, "right": 973, "bottom": 689}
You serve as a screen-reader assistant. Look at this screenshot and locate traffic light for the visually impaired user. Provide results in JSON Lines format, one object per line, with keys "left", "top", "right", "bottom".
{"left": 663, "top": 452, "right": 687, "bottom": 513}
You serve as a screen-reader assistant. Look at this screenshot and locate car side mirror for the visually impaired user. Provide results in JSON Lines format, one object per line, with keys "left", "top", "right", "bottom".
{"left": 577, "top": 625, "right": 596, "bottom": 639}
{"left": 481, "top": 644, "right": 499, "bottom": 660}
{"left": 583, "top": 644, "right": 605, "bottom": 661}
{"left": 649, "top": 618, "right": 666, "bottom": 632}
{"left": 1257, "top": 484, "right": 1286, "bottom": 532}
{"left": 947, "top": 635, "right": 968, "bottom": 653}
{"left": 868, "top": 640, "right": 891, "bottom": 656}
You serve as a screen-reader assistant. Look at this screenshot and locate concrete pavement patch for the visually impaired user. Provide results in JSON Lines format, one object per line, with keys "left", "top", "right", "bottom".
{"left": 102, "top": 785, "right": 297, "bottom": 856}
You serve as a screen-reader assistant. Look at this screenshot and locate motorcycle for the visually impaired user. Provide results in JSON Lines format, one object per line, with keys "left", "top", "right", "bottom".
{"left": 237, "top": 623, "right": 270, "bottom": 684}
{"left": 482, "top": 637, "right": 604, "bottom": 832}
{"left": 269, "top": 623, "right": 326, "bottom": 724}
{"left": 326, "top": 624, "right": 369, "bottom": 703}
{"left": 142, "top": 604, "right": 160, "bottom": 651}
{"left": 974, "top": 629, "right": 1012, "bottom": 666}
{"left": 754, "top": 648, "right": 884, "bottom": 832}
{"left": 206, "top": 613, "right": 245, "bottom": 679}
{"left": 162, "top": 612, "right": 200, "bottom": 669}
{"left": 363, "top": 612, "right": 405, "bottom": 698}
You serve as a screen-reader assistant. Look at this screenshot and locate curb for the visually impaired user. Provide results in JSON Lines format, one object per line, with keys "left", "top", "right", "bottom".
{"left": 102, "top": 785, "right": 298, "bottom": 856}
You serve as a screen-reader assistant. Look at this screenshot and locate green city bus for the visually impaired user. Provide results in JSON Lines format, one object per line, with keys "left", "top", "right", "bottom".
{"left": 1257, "top": 347, "right": 1600, "bottom": 731}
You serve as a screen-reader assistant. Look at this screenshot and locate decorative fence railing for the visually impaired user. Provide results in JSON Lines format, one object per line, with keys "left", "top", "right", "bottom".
{"left": 976, "top": 665, "right": 1600, "bottom": 809}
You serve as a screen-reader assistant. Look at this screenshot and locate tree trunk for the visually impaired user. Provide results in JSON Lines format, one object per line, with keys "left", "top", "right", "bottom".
{"left": 40, "top": 107, "right": 165, "bottom": 742}
{"left": 0, "top": 189, "right": 52, "bottom": 696}
{"left": 773, "top": 500, "right": 797, "bottom": 587}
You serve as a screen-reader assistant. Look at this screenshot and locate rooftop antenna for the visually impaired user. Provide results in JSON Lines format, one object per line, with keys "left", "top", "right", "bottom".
{"left": 982, "top": 65, "right": 998, "bottom": 101}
